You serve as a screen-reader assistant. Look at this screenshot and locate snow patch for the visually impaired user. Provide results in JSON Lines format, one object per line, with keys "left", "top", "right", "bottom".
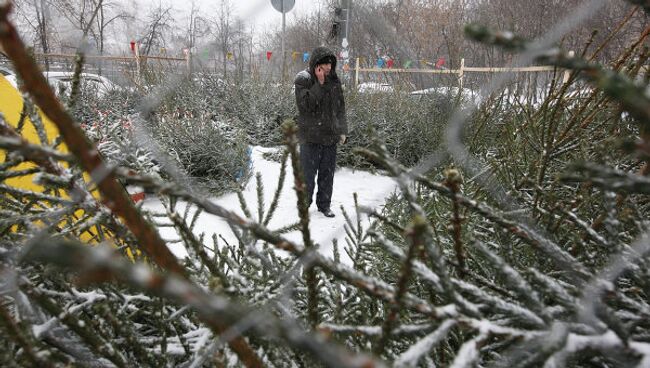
{"left": 144, "top": 146, "right": 396, "bottom": 264}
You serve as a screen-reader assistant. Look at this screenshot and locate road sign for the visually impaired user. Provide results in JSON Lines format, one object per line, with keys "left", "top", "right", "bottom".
{"left": 271, "top": 0, "right": 295, "bottom": 13}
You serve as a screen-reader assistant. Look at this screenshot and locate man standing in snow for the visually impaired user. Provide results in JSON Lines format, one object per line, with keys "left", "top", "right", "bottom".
{"left": 294, "top": 46, "right": 348, "bottom": 218}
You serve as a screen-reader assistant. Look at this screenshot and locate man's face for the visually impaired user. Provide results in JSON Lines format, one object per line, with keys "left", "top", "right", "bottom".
{"left": 319, "top": 63, "right": 332, "bottom": 74}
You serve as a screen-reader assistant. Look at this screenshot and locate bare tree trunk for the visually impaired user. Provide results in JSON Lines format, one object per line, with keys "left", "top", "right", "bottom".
{"left": 36, "top": 0, "right": 50, "bottom": 71}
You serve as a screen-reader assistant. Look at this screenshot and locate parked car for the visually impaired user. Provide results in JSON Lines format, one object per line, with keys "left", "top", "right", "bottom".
{"left": 357, "top": 82, "right": 394, "bottom": 94}
{"left": 410, "top": 86, "right": 482, "bottom": 107}
{"left": 0, "top": 65, "right": 13, "bottom": 76}
{"left": 2, "top": 70, "right": 121, "bottom": 98}
{"left": 42, "top": 71, "right": 121, "bottom": 98}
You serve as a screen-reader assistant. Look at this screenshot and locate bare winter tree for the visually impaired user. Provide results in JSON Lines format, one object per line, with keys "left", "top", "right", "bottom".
{"left": 138, "top": 2, "right": 173, "bottom": 56}
{"left": 232, "top": 18, "right": 252, "bottom": 82}
{"left": 212, "top": 0, "right": 235, "bottom": 79}
{"left": 13, "top": 0, "right": 54, "bottom": 69}
{"left": 91, "top": 0, "right": 131, "bottom": 55}
{"left": 184, "top": 1, "right": 211, "bottom": 74}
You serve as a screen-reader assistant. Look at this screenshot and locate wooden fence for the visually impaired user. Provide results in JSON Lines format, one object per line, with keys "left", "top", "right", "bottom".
{"left": 353, "top": 57, "right": 571, "bottom": 90}
{"left": 30, "top": 52, "right": 190, "bottom": 86}
{"left": 5, "top": 53, "right": 646, "bottom": 88}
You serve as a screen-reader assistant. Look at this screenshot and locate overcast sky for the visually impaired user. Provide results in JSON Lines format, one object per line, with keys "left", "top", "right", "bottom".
{"left": 176, "top": 0, "right": 322, "bottom": 32}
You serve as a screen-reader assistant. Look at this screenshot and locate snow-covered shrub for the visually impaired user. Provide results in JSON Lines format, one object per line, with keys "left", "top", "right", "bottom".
{"left": 147, "top": 78, "right": 252, "bottom": 193}
{"left": 222, "top": 81, "right": 459, "bottom": 171}
{"left": 340, "top": 89, "right": 458, "bottom": 169}
{"left": 178, "top": 77, "right": 458, "bottom": 173}
{"left": 72, "top": 89, "right": 162, "bottom": 177}
{"left": 218, "top": 80, "right": 295, "bottom": 146}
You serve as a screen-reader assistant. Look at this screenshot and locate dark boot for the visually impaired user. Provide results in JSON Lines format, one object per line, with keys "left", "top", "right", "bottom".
{"left": 319, "top": 208, "right": 335, "bottom": 217}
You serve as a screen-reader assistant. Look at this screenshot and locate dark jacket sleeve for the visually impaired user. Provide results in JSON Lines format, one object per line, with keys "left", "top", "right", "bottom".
{"left": 295, "top": 73, "right": 326, "bottom": 114}
{"left": 336, "top": 85, "right": 348, "bottom": 135}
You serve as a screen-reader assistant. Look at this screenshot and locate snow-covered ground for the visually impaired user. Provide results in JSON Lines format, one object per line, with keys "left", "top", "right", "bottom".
{"left": 143, "top": 146, "right": 397, "bottom": 264}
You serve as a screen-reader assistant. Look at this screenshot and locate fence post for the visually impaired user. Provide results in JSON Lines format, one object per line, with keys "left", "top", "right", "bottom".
{"left": 458, "top": 58, "right": 465, "bottom": 90}
{"left": 562, "top": 50, "right": 575, "bottom": 84}
{"left": 355, "top": 57, "right": 360, "bottom": 91}
{"left": 186, "top": 49, "right": 192, "bottom": 75}
{"left": 134, "top": 43, "right": 141, "bottom": 86}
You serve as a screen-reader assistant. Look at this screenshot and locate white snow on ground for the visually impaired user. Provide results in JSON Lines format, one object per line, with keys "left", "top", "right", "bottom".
{"left": 143, "top": 146, "right": 397, "bottom": 264}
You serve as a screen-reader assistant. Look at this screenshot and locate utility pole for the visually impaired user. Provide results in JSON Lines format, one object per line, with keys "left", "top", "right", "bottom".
{"left": 271, "top": 0, "right": 294, "bottom": 81}
{"left": 281, "top": 1, "right": 286, "bottom": 80}
{"left": 317, "top": 0, "right": 321, "bottom": 45}
{"left": 344, "top": 0, "right": 351, "bottom": 44}
{"left": 338, "top": 0, "right": 352, "bottom": 83}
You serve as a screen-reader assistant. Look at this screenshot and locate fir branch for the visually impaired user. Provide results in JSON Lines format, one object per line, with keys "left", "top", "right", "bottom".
{"left": 66, "top": 53, "right": 85, "bottom": 110}
{"left": 626, "top": 0, "right": 650, "bottom": 14}
{"left": 527, "top": 268, "right": 577, "bottom": 312}
{"left": 411, "top": 171, "right": 592, "bottom": 282}
{"left": 472, "top": 241, "right": 550, "bottom": 324}
{"left": 319, "top": 322, "right": 440, "bottom": 337}
{"left": 97, "top": 303, "right": 164, "bottom": 367}
{"left": 394, "top": 319, "right": 457, "bottom": 368}
{"left": 369, "top": 232, "right": 443, "bottom": 292}
{"left": 21, "top": 239, "right": 384, "bottom": 368}
{"left": 20, "top": 282, "right": 129, "bottom": 368}
{"left": 236, "top": 189, "right": 253, "bottom": 220}
{"left": 169, "top": 212, "right": 231, "bottom": 291}
{"left": 444, "top": 167, "right": 466, "bottom": 278}
{"left": 263, "top": 149, "right": 288, "bottom": 226}
{"left": 356, "top": 145, "right": 483, "bottom": 318}
{"left": 561, "top": 162, "right": 650, "bottom": 195}
{"left": 0, "top": 302, "right": 57, "bottom": 368}
{"left": 282, "top": 121, "right": 319, "bottom": 327}
{"left": 0, "top": 135, "right": 74, "bottom": 163}
{"left": 255, "top": 172, "right": 264, "bottom": 223}
{"left": 374, "top": 215, "right": 427, "bottom": 355}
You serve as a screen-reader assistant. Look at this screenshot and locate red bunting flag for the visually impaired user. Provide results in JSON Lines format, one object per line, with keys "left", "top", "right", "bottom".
{"left": 130, "top": 41, "right": 136, "bottom": 53}
{"left": 387, "top": 58, "right": 394, "bottom": 68}
{"left": 266, "top": 51, "right": 273, "bottom": 61}
{"left": 435, "top": 57, "right": 446, "bottom": 69}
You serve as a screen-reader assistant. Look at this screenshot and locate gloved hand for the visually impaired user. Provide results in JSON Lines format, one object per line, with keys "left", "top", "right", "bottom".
{"left": 340, "top": 135, "right": 347, "bottom": 144}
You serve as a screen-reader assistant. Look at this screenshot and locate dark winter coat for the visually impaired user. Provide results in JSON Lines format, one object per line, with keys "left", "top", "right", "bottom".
{"left": 294, "top": 46, "right": 348, "bottom": 145}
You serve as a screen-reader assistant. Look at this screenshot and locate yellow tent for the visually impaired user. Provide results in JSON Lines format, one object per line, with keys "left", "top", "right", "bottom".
{"left": 0, "top": 74, "right": 139, "bottom": 259}
{"left": 0, "top": 75, "right": 67, "bottom": 188}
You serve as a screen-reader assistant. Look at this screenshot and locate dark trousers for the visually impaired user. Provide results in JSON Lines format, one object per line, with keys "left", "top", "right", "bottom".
{"left": 300, "top": 142, "right": 337, "bottom": 211}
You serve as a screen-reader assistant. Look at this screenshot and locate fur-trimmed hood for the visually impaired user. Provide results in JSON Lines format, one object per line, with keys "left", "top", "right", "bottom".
{"left": 308, "top": 46, "right": 337, "bottom": 75}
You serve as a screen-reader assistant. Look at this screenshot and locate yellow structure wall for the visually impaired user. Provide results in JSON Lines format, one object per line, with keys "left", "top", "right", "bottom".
{"left": 0, "top": 75, "right": 138, "bottom": 260}
{"left": 0, "top": 75, "right": 68, "bottom": 190}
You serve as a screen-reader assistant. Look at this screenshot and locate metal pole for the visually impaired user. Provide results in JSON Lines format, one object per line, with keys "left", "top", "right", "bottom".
{"left": 345, "top": 0, "right": 350, "bottom": 41}
{"left": 342, "top": 0, "right": 351, "bottom": 84}
{"left": 317, "top": 0, "right": 321, "bottom": 44}
{"left": 134, "top": 43, "right": 141, "bottom": 86}
{"left": 281, "top": 1, "right": 286, "bottom": 81}
{"left": 459, "top": 58, "right": 465, "bottom": 90}
{"left": 355, "top": 57, "right": 359, "bottom": 89}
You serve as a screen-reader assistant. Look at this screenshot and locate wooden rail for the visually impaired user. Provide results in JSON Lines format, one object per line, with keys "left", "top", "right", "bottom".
{"left": 354, "top": 57, "right": 567, "bottom": 89}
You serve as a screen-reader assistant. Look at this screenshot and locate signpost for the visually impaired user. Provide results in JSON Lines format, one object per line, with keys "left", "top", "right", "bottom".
{"left": 271, "top": 0, "right": 295, "bottom": 80}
